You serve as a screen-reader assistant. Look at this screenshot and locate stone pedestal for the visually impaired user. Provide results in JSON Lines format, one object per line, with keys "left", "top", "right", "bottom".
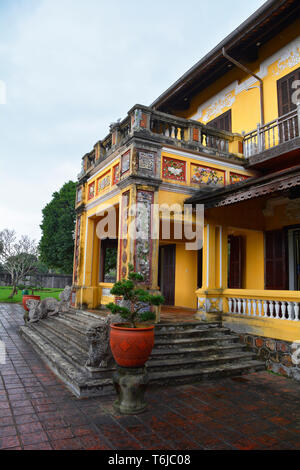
{"left": 113, "top": 366, "right": 149, "bottom": 415}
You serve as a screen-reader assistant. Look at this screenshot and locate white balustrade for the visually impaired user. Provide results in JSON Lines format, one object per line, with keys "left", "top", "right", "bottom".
{"left": 227, "top": 297, "right": 300, "bottom": 321}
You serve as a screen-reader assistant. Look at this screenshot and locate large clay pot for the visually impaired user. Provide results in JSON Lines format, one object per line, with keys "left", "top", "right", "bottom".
{"left": 22, "top": 295, "right": 41, "bottom": 312}
{"left": 110, "top": 324, "right": 155, "bottom": 368}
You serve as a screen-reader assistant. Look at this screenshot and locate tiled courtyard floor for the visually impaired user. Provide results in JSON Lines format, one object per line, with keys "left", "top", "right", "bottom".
{"left": 0, "top": 304, "right": 300, "bottom": 451}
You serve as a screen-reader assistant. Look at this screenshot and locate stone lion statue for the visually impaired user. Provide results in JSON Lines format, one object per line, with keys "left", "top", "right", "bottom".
{"left": 85, "top": 314, "right": 122, "bottom": 369}
{"left": 24, "top": 286, "right": 72, "bottom": 324}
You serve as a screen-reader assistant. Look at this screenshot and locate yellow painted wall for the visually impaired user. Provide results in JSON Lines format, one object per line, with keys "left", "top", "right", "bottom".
{"left": 174, "top": 243, "right": 198, "bottom": 309}
{"left": 228, "top": 228, "right": 265, "bottom": 290}
{"left": 179, "top": 20, "right": 300, "bottom": 134}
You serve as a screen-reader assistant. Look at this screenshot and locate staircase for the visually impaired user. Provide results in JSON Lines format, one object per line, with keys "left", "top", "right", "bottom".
{"left": 20, "top": 310, "right": 265, "bottom": 398}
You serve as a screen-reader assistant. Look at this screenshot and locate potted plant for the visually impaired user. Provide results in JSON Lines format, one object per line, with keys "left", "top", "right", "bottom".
{"left": 107, "top": 264, "right": 164, "bottom": 368}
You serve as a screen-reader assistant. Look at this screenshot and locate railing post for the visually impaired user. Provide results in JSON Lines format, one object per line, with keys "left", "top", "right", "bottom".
{"left": 297, "top": 103, "right": 300, "bottom": 137}
{"left": 257, "top": 123, "right": 262, "bottom": 152}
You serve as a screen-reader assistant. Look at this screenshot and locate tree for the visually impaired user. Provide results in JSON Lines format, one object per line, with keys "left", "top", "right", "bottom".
{"left": 106, "top": 264, "right": 164, "bottom": 328}
{"left": 39, "top": 181, "right": 76, "bottom": 274}
{"left": 0, "top": 229, "right": 38, "bottom": 298}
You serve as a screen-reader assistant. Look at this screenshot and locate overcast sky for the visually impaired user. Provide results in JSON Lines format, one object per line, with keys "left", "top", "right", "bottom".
{"left": 0, "top": 0, "right": 266, "bottom": 241}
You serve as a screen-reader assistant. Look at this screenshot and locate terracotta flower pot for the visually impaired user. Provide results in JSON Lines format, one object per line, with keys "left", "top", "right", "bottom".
{"left": 22, "top": 295, "right": 41, "bottom": 312}
{"left": 110, "top": 324, "right": 155, "bottom": 368}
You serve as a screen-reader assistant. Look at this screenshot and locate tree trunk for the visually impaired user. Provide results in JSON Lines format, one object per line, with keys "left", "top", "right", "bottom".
{"left": 8, "top": 285, "right": 18, "bottom": 299}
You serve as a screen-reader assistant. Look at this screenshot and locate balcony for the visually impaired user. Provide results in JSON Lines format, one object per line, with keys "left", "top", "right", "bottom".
{"left": 243, "top": 107, "right": 300, "bottom": 168}
{"left": 79, "top": 105, "right": 243, "bottom": 181}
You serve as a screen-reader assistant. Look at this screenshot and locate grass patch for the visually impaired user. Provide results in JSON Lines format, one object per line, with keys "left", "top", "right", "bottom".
{"left": 0, "top": 286, "right": 63, "bottom": 304}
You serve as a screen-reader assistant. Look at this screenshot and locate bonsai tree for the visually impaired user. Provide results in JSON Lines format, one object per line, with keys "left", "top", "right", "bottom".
{"left": 106, "top": 264, "right": 164, "bottom": 328}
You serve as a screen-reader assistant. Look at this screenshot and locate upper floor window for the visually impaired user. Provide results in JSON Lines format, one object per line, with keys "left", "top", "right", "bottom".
{"left": 207, "top": 110, "right": 232, "bottom": 132}
{"left": 277, "top": 67, "right": 300, "bottom": 117}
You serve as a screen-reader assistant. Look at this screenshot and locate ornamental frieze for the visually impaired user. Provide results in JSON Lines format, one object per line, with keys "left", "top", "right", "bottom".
{"left": 191, "top": 164, "right": 225, "bottom": 187}
{"left": 97, "top": 172, "right": 111, "bottom": 194}
{"left": 229, "top": 172, "right": 250, "bottom": 185}
{"left": 162, "top": 157, "right": 186, "bottom": 182}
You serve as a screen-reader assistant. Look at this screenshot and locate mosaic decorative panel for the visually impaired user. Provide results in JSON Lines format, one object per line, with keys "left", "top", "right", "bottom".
{"left": 135, "top": 190, "right": 154, "bottom": 284}
{"left": 138, "top": 152, "right": 155, "bottom": 172}
{"left": 191, "top": 164, "right": 225, "bottom": 186}
{"left": 73, "top": 216, "right": 81, "bottom": 284}
{"left": 229, "top": 172, "right": 250, "bottom": 185}
{"left": 88, "top": 182, "right": 95, "bottom": 200}
{"left": 119, "top": 191, "right": 130, "bottom": 279}
{"left": 113, "top": 164, "right": 120, "bottom": 185}
{"left": 97, "top": 171, "right": 111, "bottom": 194}
{"left": 121, "top": 151, "right": 130, "bottom": 174}
{"left": 162, "top": 157, "right": 186, "bottom": 182}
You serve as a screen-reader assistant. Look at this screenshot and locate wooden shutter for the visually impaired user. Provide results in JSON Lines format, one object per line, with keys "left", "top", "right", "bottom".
{"left": 228, "top": 235, "right": 243, "bottom": 289}
{"left": 208, "top": 110, "right": 232, "bottom": 132}
{"left": 277, "top": 67, "right": 300, "bottom": 117}
{"left": 265, "top": 230, "right": 287, "bottom": 290}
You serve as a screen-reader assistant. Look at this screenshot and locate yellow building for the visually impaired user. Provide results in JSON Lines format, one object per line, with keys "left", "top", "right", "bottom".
{"left": 73, "top": 0, "right": 300, "bottom": 379}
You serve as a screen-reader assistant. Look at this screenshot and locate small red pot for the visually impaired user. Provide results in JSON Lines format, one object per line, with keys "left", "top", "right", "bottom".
{"left": 22, "top": 295, "right": 41, "bottom": 312}
{"left": 110, "top": 324, "right": 155, "bottom": 368}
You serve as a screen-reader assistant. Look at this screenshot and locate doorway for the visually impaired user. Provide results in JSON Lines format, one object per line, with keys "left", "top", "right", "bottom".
{"left": 158, "top": 245, "right": 176, "bottom": 305}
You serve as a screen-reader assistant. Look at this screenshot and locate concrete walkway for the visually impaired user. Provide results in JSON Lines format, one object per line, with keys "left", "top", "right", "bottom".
{"left": 0, "top": 304, "right": 300, "bottom": 450}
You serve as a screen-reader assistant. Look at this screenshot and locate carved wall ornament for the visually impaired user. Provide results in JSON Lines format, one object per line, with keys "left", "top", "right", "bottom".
{"left": 162, "top": 157, "right": 186, "bottom": 182}
{"left": 88, "top": 182, "right": 95, "bottom": 200}
{"left": 191, "top": 164, "right": 225, "bottom": 186}
{"left": 229, "top": 172, "right": 250, "bottom": 185}
{"left": 113, "top": 164, "right": 120, "bottom": 185}
{"left": 121, "top": 151, "right": 130, "bottom": 174}
{"left": 97, "top": 172, "right": 111, "bottom": 193}
{"left": 138, "top": 152, "right": 155, "bottom": 172}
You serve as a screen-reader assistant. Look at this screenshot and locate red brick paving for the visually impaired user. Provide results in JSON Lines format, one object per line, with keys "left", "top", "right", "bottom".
{"left": 1, "top": 304, "right": 300, "bottom": 450}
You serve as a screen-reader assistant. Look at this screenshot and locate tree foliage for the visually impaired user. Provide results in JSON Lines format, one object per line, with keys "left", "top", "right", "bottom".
{"left": 106, "top": 264, "right": 165, "bottom": 328}
{"left": 0, "top": 229, "right": 38, "bottom": 298}
{"left": 39, "top": 181, "right": 76, "bottom": 274}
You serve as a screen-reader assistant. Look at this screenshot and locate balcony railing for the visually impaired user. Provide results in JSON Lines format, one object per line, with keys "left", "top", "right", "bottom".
{"left": 243, "top": 107, "right": 300, "bottom": 158}
{"left": 223, "top": 290, "right": 300, "bottom": 322}
{"left": 79, "top": 104, "right": 237, "bottom": 178}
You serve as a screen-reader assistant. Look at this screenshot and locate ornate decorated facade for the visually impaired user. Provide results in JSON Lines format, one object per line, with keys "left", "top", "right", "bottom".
{"left": 73, "top": 0, "right": 300, "bottom": 379}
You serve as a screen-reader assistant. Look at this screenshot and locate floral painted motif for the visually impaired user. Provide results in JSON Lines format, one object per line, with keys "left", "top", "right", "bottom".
{"left": 229, "top": 173, "right": 249, "bottom": 185}
{"left": 88, "top": 182, "right": 95, "bottom": 200}
{"left": 162, "top": 157, "right": 186, "bottom": 182}
{"left": 191, "top": 164, "right": 225, "bottom": 186}
{"left": 113, "top": 164, "right": 120, "bottom": 185}
{"left": 97, "top": 172, "right": 111, "bottom": 193}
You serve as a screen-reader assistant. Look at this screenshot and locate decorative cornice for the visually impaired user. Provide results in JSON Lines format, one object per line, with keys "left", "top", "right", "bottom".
{"left": 117, "top": 175, "right": 162, "bottom": 191}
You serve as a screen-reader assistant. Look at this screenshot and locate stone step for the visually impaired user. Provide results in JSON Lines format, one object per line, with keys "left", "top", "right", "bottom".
{"left": 153, "top": 334, "right": 240, "bottom": 350}
{"left": 65, "top": 310, "right": 107, "bottom": 325}
{"left": 154, "top": 327, "right": 232, "bottom": 340}
{"left": 149, "top": 343, "right": 249, "bottom": 361}
{"left": 19, "top": 326, "right": 114, "bottom": 398}
{"left": 39, "top": 317, "right": 89, "bottom": 354}
{"left": 20, "top": 310, "right": 265, "bottom": 398}
{"left": 147, "top": 351, "right": 256, "bottom": 372}
{"left": 148, "top": 360, "right": 265, "bottom": 386}
{"left": 29, "top": 322, "right": 87, "bottom": 370}
{"left": 155, "top": 321, "right": 221, "bottom": 331}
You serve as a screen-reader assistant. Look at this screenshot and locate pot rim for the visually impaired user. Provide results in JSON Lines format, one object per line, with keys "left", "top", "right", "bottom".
{"left": 110, "top": 323, "right": 155, "bottom": 331}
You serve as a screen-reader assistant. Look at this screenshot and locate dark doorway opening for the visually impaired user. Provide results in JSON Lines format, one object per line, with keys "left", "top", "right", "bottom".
{"left": 158, "top": 245, "right": 176, "bottom": 306}
{"left": 99, "top": 239, "right": 118, "bottom": 283}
